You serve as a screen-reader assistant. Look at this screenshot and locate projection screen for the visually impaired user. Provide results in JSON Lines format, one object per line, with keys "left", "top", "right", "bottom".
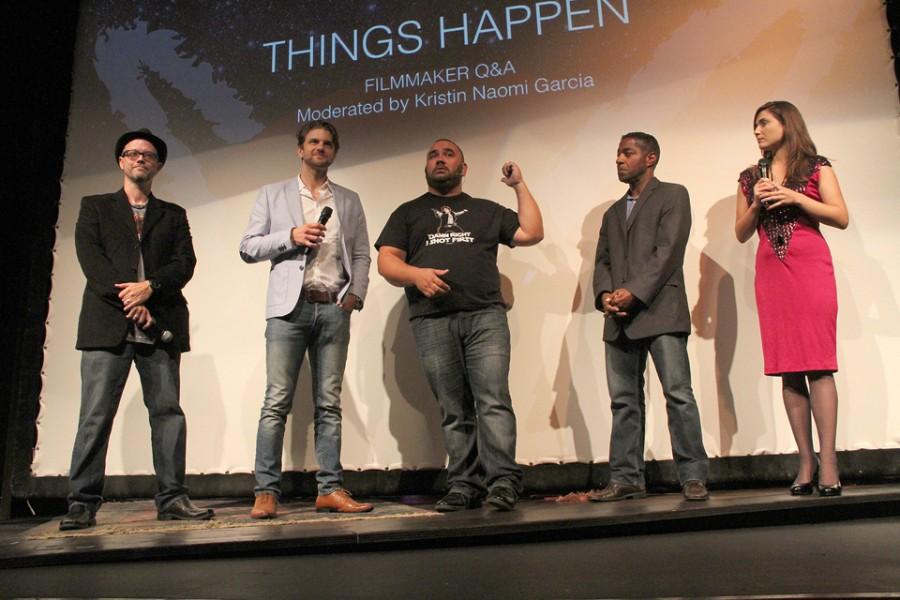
{"left": 35, "top": 0, "right": 899, "bottom": 479}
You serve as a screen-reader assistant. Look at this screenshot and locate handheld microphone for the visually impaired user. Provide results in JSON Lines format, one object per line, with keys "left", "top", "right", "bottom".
{"left": 144, "top": 319, "right": 174, "bottom": 344}
{"left": 301, "top": 206, "right": 333, "bottom": 256}
{"left": 757, "top": 154, "right": 771, "bottom": 180}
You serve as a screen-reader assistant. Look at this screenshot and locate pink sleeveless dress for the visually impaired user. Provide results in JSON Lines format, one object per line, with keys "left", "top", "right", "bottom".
{"left": 738, "top": 157, "right": 838, "bottom": 376}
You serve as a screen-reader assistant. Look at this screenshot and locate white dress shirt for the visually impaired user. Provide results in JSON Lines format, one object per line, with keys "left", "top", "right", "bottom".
{"left": 299, "top": 176, "right": 346, "bottom": 293}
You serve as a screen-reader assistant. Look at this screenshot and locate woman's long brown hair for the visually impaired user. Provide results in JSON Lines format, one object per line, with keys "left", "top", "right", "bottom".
{"left": 754, "top": 100, "right": 819, "bottom": 187}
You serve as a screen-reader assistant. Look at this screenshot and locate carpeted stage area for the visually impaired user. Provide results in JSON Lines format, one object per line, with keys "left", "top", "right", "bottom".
{"left": 1, "top": 483, "right": 897, "bottom": 569}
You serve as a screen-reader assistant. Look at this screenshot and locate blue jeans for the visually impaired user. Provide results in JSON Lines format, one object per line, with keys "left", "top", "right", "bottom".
{"left": 605, "top": 333, "right": 708, "bottom": 486}
{"left": 255, "top": 300, "right": 350, "bottom": 496}
{"left": 68, "top": 344, "right": 187, "bottom": 511}
{"left": 410, "top": 306, "right": 523, "bottom": 498}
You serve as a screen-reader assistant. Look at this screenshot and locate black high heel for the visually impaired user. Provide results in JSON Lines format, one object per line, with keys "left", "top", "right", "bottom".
{"left": 789, "top": 467, "right": 818, "bottom": 496}
{"left": 818, "top": 482, "right": 842, "bottom": 497}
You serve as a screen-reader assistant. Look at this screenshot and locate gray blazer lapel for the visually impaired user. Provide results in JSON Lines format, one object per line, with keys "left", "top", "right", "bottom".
{"left": 332, "top": 184, "right": 347, "bottom": 226}
{"left": 625, "top": 178, "right": 660, "bottom": 232}
{"left": 286, "top": 178, "right": 304, "bottom": 226}
{"left": 332, "top": 185, "right": 353, "bottom": 276}
{"left": 613, "top": 194, "right": 629, "bottom": 232}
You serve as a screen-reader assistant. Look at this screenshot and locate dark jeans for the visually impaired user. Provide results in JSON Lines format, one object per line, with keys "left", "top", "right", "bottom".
{"left": 254, "top": 300, "right": 350, "bottom": 496}
{"left": 68, "top": 343, "right": 187, "bottom": 511}
{"left": 605, "top": 333, "right": 708, "bottom": 486}
{"left": 410, "top": 306, "right": 523, "bottom": 498}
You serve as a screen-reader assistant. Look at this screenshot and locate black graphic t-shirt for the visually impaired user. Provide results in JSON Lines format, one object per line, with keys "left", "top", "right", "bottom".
{"left": 375, "top": 192, "right": 520, "bottom": 318}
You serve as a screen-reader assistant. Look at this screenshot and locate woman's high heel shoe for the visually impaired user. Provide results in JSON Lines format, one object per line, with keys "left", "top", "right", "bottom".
{"left": 789, "top": 468, "right": 818, "bottom": 496}
{"left": 818, "top": 482, "right": 842, "bottom": 497}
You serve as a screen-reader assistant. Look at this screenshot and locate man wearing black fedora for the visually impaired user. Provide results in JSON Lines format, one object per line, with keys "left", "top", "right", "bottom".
{"left": 60, "top": 129, "right": 214, "bottom": 530}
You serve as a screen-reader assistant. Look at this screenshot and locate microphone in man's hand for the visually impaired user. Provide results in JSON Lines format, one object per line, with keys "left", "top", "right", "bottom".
{"left": 301, "top": 206, "right": 333, "bottom": 255}
{"left": 144, "top": 319, "right": 174, "bottom": 344}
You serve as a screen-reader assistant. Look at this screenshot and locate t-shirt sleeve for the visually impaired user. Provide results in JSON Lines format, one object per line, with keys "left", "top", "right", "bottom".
{"left": 374, "top": 204, "right": 409, "bottom": 252}
{"left": 498, "top": 205, "right": 520, "bottom": 247}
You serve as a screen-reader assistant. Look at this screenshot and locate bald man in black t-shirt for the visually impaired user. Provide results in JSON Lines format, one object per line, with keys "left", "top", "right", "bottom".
{"left": 375, "top": 139, "right": 543, "bottom": 512}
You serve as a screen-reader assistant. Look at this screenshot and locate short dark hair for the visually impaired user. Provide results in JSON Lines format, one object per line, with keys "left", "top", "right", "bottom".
{"left": 297, "top": 120, "right": 340, "bottom": 152}
{"left": 621, "top": 132, "right": 660, "bottom": 164}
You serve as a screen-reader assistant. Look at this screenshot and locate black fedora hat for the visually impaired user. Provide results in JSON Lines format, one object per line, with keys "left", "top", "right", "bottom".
{"left": 114, "top": 129, "right": 168, "bottom": 165}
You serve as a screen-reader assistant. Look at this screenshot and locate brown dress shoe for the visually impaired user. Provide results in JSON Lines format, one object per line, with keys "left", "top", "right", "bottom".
{"left": 315, "top": 489, "right": 374, "bottom": 513}
{"left": 587, "top": 481, "right": 647, "bottom": 502}
{"left": 250, "top": 492, "right": 278, "bottom": 519}
{"left": 682, "top": 480, "right": 709, "bottom": 501}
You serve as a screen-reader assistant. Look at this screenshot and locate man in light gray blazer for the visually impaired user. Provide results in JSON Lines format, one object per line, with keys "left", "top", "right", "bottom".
{"left": 591, "top": 132, "right": 709, "bottom": 502}
{"left": 240, "top": 120, "right": 373, "bottom": 516}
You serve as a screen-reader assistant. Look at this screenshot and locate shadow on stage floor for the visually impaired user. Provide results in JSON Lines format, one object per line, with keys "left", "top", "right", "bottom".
{"left": 1, "top": 483, "right": 898, "bottom": 569}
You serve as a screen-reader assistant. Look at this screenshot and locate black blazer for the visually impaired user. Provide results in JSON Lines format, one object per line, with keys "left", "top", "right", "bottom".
{"left": 74, "top": 190, "right": 196, "bottom": 352}
{"left": 592, "top": 177, "right": 692, "bottom": 342}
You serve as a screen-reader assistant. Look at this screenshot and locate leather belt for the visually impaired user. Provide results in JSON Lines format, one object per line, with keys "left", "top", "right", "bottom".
{"left": 301, "top": 288, "right": 338, "bottom": 304}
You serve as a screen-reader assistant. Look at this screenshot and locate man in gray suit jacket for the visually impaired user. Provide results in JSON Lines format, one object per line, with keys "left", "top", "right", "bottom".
{"left": 240, "top": 121, "right": 373, "bottom": 516}
{"left": 590, "top": 132, "right": 709, "bottom": 502}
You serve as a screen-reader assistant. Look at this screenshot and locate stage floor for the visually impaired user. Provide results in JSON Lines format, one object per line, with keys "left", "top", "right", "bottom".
{"left": 1, "top": 483, "right": 898, "bottom": 570}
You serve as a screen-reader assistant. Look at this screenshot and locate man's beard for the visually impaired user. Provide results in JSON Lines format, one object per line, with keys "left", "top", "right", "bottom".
{"left": 127, "top": 170, "right": 153, "bottom": 185}
{"left": 425, "top": 165, "right": 464, "bottom": 194}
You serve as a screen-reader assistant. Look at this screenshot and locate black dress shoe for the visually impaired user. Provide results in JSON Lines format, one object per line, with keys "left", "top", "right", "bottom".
{"left": 819, "top": 482, "right": 842, "bottom": 497}
{"left": 157, "top": 496, "right": 215, "bottom": 521}
{"left": 588, "top": 481, "right": 646, "bottom": 502}
{"left": 486, "top": 486, "right": 517, "bottom": 512}
{"left": 790, "top": 467, "right": 818, "bottom": 496}
{"left": 789, "top": 481, "right": 815, "bottom": 496}
{"left": 435, "top": 491, "right": 482, "bottom": 512}
{"left": 59, "top": 504, "right": 96, "bottom": 531}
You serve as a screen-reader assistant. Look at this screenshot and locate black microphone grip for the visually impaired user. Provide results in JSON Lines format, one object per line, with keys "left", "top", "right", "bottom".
{"left": 757, "top": 155, "right": 771, "bottom": 180}
{"left": 301, "top": 206, "right": 333, "bottom": 256}
{"left": 143, "top": 319, "right": 174, "bottom": 344}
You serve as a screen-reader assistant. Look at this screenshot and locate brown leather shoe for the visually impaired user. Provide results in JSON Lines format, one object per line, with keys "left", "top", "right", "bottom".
{"left": 587, "top": 481, "right": 647, "bottom": 502}
{"left": 682, "top": 480, "right": 709, "bottom": 501}
{"left": 315, "top": 489, "right": 374, "bottom": 513}
{"left": 250, "top": 492, "right": 278, "bottom": 519}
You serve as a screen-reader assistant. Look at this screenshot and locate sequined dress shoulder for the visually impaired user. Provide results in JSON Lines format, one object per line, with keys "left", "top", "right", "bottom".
{"left": 737, "top": 156, "right": 831, "bottom": 261}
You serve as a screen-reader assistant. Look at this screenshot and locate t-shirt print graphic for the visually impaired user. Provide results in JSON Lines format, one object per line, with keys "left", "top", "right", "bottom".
{"left": 426, "top": 206, "right": 474, "bottom": 246}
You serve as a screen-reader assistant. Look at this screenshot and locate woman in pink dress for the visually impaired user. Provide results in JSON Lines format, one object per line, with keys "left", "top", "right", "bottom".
{"left": 735, "top": 101, "right": 849, "bottom": 496}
